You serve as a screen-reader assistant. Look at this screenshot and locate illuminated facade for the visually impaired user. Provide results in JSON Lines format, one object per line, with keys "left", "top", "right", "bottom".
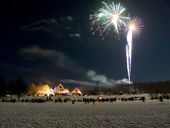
{"left": 54, "top": 84, "right": 69, "bottom": 95}
{"left": 27, "top": 83, "right": 83, "bottom": 96}
{"left": 71, "top": 88, "right": 82, "bottom": 95}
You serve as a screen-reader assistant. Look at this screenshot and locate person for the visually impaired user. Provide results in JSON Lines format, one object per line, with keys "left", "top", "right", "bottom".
{"left": 93, "top": 99, "right": 95, "bottom": 105}
{"left": 159, "top": 96, "right": 163, "bottom": 102}
{"left": 72, "top": 100, "right": 75, "bottom": 104}
{"left": 141, "top": 97, "right": 145, "bottom": 102}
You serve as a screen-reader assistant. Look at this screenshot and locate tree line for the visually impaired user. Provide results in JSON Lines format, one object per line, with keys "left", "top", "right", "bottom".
{"left": 1, "top": 75, "right": 170, "bottom": 96}
{"left": 87, "top": 81, "right": 170, "bottom": 95}
{"left": 0, "top": 76, "right": 26, "bottom": 97}
{"left": 108, "top": 81, "right": 170, "bottom": 94}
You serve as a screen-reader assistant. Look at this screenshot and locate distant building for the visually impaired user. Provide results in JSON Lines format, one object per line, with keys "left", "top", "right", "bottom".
{"left": 71, "top": 88, "right": 82, "bottom": 96}
{"left": 27, "top": 83, "right": 83, "bottom": 96}
{"left": 54, "top": 84, "right": 69, "bottom": 95}
{"left": 27, "top": 84, "right": 54, "bottom": 96}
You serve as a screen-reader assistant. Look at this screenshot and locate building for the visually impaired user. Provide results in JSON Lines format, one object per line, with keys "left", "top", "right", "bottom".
{"left": 54, "top": 84, "right": 69, "bottom": 95}
{"left": 27, "top": 84, "right": 54, "bottom": 96}
{"left": 71, "top": 88, "right": 82, "bottom": 96}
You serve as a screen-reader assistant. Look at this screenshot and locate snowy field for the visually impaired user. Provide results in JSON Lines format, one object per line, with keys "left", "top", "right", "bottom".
{"left": 0, "top": 101, "right": 170, "bottom": 128}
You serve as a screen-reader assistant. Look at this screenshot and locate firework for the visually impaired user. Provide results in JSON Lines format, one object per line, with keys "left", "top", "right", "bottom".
{"left": 90, "top": 2, "right": 143, "bottom": 83}
{"left": 90, "top": 2, "right": 129, "bottom": 37}
{"left": 125, "top": 17, "right": 143, "bottom": 82}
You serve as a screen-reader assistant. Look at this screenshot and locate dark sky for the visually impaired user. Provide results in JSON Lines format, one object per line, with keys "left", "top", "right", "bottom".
{"left": 1, "top": 0, "right": 170, "bottom": 86}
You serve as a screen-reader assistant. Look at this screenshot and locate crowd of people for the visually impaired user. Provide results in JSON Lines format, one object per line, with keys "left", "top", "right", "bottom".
{"left": 1, "top": 95, "right": 168, "bottom": 103}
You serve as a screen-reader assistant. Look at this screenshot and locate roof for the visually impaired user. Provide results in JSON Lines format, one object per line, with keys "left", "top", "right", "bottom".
{"left": 72, "top": 88, "right": 82, "bottom": 95}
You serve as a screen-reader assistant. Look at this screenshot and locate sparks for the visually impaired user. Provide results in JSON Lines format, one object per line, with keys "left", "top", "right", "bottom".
{"left": 125, "top": 17, "right": 143, "bottom": 38}
{"left": 90, "top": 2, "right": 129, "bottom": 37}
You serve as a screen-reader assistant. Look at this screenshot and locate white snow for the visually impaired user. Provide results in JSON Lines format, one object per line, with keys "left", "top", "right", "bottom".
{"left": 0, "top": 101, "right": 170, "bottom": 128}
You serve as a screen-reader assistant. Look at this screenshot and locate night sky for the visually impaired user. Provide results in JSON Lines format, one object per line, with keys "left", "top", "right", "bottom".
{"left": 1, "top": 0, "right": 170, "bottom": 86}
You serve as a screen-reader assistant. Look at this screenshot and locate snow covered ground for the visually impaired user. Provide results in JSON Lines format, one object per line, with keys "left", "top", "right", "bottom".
{"left": 0, "top": 101, "right": 170, "bottom": 128}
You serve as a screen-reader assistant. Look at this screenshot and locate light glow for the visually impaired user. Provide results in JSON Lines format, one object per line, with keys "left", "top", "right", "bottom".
{"left": 90, "top": 2, "right": 129, "bottom": 37}
{"left": 125, "top": 17, "right": 143, "bottom": 82}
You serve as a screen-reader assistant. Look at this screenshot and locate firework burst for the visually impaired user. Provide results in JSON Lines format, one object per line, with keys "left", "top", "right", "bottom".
{"left": 90, "top": 2, "right": 129, "bottom": 38}
{"left": 125, "top": 17, "right": 143, "bottom": 38}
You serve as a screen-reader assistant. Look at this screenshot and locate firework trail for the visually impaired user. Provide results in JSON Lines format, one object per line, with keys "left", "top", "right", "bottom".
{"left": 126, "top": 29, "right": 133, "bottom": 82}
{"left": 125, "top": 17, "right": 143, "bottom": 82}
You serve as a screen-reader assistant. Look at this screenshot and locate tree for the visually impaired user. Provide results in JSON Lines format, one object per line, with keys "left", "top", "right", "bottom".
{"left": 8, "top": 76, "right": 26, "bottom": 100}
{"left": 0, "top": 76, "right": 6, "bottom": 96}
